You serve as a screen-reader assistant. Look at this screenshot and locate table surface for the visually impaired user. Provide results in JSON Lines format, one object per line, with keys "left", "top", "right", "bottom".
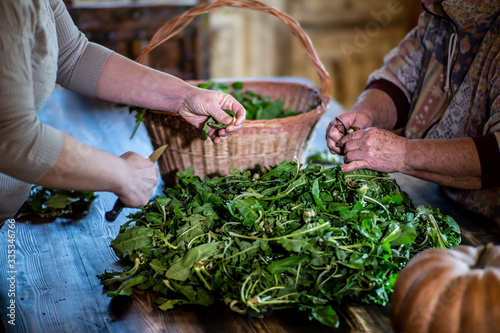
{"left": 1, "top": 87, "right": 500, "bottom": 333}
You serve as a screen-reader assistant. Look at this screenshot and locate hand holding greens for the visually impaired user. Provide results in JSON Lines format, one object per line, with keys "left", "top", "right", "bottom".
{"left": 201, "top": 109, "right": 236, "bottom": 141}
{"left": 128, "top": 81, "right": 304, "bottom": 140}
{"left": 199, "top": 81, "right": 302, "bottom": 120}
{"left": 99, "top": 162, "right": 460, "bottom": 327}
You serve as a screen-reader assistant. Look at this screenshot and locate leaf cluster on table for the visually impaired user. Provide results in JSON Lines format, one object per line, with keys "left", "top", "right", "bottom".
{"left": 99, "top": 162, "right": 461, "bottom": 328}
{"left": 16, "top": 185, "right": 96, "bottom": 220}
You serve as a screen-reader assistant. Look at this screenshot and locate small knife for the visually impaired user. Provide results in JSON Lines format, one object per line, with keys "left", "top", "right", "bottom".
{"left": 335, "top": 117, "right": 348, "bottom": 136}
{"left": 334, "top": 117, "right": 348, "bottom": 155}
{"left": 105, "top": 145, "right": 168, "bottom": 222}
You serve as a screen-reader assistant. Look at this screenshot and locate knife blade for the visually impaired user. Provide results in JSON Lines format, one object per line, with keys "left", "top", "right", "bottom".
{"left": 335, "top": 117, "right": 348, "bottom": 136}
{"left": 334, "top": 117, "right": 348, "bottom": 155}
{"left": 105, "top": 145, "right": 168, "bottom": 222}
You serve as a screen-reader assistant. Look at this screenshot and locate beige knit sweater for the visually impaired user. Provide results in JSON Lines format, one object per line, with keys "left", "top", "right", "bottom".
{"left": 0, "top": 0, "right": 112, "bottom": 223}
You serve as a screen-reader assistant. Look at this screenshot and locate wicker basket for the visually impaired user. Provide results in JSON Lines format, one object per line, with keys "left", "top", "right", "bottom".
{"left": 136, "top": 0, "right": 331, "bottom": 185}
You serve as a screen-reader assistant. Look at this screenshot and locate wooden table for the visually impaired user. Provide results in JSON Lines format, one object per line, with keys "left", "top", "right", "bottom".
{"left": 1, "top": 87, "right": 499, "bottom": 333}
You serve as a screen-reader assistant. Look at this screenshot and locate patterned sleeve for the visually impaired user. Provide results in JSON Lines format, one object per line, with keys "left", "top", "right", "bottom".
{"left": 367, "top": 12, "right": 431, "bottom": 98}
{"left": 364, "top": 12, "right": 431, "bottom": 128}
{"left": 473, "top": 52, "right": 500, "bottom": 187}
{"left": 50, "top": 0, "right": 112, "bottom": 98}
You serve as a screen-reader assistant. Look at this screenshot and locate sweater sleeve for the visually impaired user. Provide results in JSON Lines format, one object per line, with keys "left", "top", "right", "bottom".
{"left": 50, "top": 0, "right": 112, "bottom": 97}
{"left": 0, "top": 0, "right": 63, "bottom": 183}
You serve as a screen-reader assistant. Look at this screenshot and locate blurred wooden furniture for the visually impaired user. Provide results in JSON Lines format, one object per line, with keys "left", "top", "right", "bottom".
{"left": 63, "top": 0, "right": 209, "bottom": 80}
{"left": 286, "top": 0, "right": 416, "bottom": 108}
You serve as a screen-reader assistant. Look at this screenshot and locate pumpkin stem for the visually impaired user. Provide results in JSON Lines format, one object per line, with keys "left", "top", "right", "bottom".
{"left": 473, "top": 242, "right": 494, "bottom": 269}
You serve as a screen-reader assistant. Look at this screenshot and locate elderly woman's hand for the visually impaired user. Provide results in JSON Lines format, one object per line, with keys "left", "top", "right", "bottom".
{"left": 326, "top": 111, "right": 373, "bottom": 155}
{"left": 336, "top": 127, "right": 408, "bottom": 173}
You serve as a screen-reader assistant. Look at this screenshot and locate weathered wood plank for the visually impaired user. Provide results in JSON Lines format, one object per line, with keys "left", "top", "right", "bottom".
{"left": 0, "top": 218, "right": 108, "bottom": 333}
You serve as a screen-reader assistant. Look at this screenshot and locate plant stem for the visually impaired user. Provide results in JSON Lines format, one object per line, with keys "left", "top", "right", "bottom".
{"left": 228, "top": 222, "right": 331, "bottom": 241}
{"left": 473, "top": 242, "right": 494, "bottom": 269}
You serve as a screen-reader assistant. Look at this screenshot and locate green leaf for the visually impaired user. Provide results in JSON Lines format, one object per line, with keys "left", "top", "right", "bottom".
{"left": 266, "top": 254, "right": 308, "bottom": 275}
{"left": 380, "top": 222, "right": 401, "bottom": 244}
{"left": 278, "top": 237, "right": 305, "bottom": 253}
{"left": 16, "top": 186, "right": 96, "bottom": 219}
{"left": 129, "top": 107, "right": 146, "bottom": 139}
{"left": 157, "top": 298, "right": 181, "bottom": 310}
{"left": 150, "top": 259, "right": 169, "bottom": 272}
{"left": 146, "top": 212, "right": 163, "bottom": 224}
{"left": 165, "top": 242, "right": 221, "bottom": 281}
{"left": 232, "top": 81, "right": 244, "bottom": 90}
{"left": 44, "top": 194, "right": 79, "bottom": 209}
{"left": 389, "top": 224, "right": 417, "bottom": 246}
{"left": 111, "top": 226, "right": 155, "bottom": 258}
{"left": 201, "top": 122, "right": 211, "bottom": 141}
{"left": 106, "top": 275, "right": 147, "bottom": 297}
{"left": 309, "top": 305, "right": 339, "bottom": 328}
{"left": 311, "top": 178, "right": 327, "bottom": 212}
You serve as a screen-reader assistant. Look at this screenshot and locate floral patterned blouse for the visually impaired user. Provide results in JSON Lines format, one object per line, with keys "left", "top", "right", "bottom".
{"left": 365, "top": 0, "right": 500, "bottom": 224}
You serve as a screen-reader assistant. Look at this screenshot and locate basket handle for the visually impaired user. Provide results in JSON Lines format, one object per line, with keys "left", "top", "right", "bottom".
{"left": 136, "top": 0, "right": 331, "bottom": 97}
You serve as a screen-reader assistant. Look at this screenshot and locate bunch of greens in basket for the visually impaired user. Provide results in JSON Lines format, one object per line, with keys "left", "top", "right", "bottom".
{"left": 98, "top": 162, "right": 461, "bottom": 328}
{"left": 199, "top": 81, "right": 301, "bottom": 120}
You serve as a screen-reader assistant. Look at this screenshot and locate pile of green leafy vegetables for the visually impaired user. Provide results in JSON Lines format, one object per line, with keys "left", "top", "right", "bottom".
{"left": 16, "top": 186, "right": 96, "bottom": 220}
{"left": 98, "top": 162, "right": 461, "bottom": 328}
{"left": 129, "top": 81, "right": 304, "bottom": 139}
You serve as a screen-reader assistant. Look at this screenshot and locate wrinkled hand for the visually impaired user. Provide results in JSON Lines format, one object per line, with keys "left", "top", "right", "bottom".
{"left": 326, "top": 111, "right": 372, "bottom": 154}
{"left": 178, "top": 86, "right": 246, "bottom": 144}
{"left": 335, "top": 127, "right": 408, "bottom": 173}
{"left": 116, "top": 151, "right": 158, "bottom": 207}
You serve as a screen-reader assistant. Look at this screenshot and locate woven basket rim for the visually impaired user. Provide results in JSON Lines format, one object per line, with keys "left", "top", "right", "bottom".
{"left": 145, "top": 79, "right": 330, "bottom": 127}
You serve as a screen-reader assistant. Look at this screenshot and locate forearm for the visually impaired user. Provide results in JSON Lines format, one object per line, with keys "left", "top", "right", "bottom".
{"left": 95, "top": 52, "right": 190, "bottom": 113}
{"left": 402, "top": 137, "right": 481, "bottom": 189}
{"left": 94, "top": 52, "right": 246, "bottom": 144}
{"left": 36, "top": 133, "right": 125, "bottom": 193}
{"left": 349, "top": 89, "right": 399, "bottom": 130}
{"left": 339, "top": 128, "right": 482, "bottom": 189}
{"left": 36, "top": 133, "right": 157, "bottom": 207}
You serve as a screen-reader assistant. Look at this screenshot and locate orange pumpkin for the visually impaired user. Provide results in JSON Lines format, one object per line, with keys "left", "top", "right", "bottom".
{"left": 391, "top": 243, "right": 500, "bottom": 333}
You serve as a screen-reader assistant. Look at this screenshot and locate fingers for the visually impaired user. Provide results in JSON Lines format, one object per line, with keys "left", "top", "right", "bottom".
{"left": 206, "top": 127, "right": 221, "bottom": 144}
{"left": 337, "top": 128, "right": 364, "bottom": 148}
{"left": 117, "top": 152, "right": 158, "bottom": 207}
{"left": 217, "top": 96, "right": 246, "bottom": 132}
{"left": 339, "top": 128, "right": 406, "bottom": 174}
{"left": 340, "top": 160, "right": 368, "bottom": 173}
{"left": 327, "top": 122, "right": 364, "bottom": 155}
{"left": 326, "top": 119, "right": 346, "bottom": 154}
{"left": 210, "top": 107, "right": 234, "bottom": 125}
{"left": 204, "top": 94, "right": 246, "bottom": 144}
{"left": 185, "top": 89, "right": 246, "bottom": 144}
